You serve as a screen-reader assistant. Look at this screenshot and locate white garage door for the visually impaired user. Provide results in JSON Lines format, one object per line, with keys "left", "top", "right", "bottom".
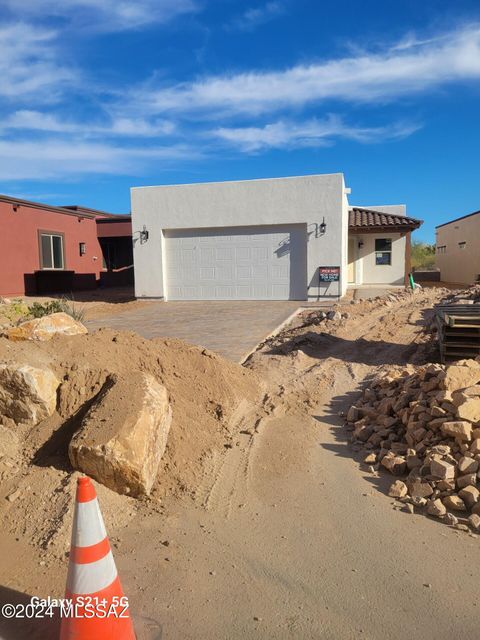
{"left": 164, "top": 224, "right": 307, "bottom": 300}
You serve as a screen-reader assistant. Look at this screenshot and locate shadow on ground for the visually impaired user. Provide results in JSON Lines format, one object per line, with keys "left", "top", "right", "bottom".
{"left": 25, "top": 286, "right": 136, "bottom": 305}
{"left": 266, "top": 332, "right": 421, "bottom": 366}
{"left": 0, "top": 585, "right": 60, "bottom": 640}
{"left": 315, "top": 386, "right": 449, "bottom": 530}
{"left": 264, "top": 306, "right": 439, "bottom": 366}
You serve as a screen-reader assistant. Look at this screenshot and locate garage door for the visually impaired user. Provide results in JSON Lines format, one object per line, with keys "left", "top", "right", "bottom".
{"left": 164, "top": 224, "right": 307, "bottom": 300}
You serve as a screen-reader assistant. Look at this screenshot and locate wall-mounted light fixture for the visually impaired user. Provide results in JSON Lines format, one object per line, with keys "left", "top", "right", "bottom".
{"left": 319, "top": 217, "right": 327, "bottom": 234}
{"left": 12, "top": 205, "right": 19, "bottom": 212}
{"left": 358, "top": 240, "right": 364, "bottom": 249}
{"left": 140, "top": 225, "right": 149, "bottom": 243}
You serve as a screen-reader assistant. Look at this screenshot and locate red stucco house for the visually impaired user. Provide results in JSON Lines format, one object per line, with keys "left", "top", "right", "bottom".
{"left": 0, "top": 194, "right": 132, "bottom": 296}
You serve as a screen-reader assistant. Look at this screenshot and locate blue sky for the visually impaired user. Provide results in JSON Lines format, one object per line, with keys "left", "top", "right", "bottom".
{"left": 1, "top": 0, "right": 480, "bottom": 242}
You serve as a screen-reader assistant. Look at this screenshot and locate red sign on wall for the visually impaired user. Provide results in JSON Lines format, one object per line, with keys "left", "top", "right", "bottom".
{"left": 318, "top": 266, "right": 340, "bottom": 282}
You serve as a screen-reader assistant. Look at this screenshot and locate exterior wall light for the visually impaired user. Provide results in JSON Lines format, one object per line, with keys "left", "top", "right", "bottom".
{"left": 140, "top": 225, "right": 149, "bottom": 243}
{"left": 319, "top": 217, "right": 327, "bottom": 234}
{"left": 358, "top": 240, "right": 364, "bottom": 249}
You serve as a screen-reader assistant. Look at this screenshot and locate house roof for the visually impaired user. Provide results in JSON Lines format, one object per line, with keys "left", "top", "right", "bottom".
{"left": 349, "top": 207, "right": 422, "bottom": 232}
{"left": 0, "top": 194, "right": 97, "bottom": 218}
{"left": 435, "top": 209, "right": 480, "bottom": 229}
{"left": 0, "top": 194, "right": 124, "bottom": 220}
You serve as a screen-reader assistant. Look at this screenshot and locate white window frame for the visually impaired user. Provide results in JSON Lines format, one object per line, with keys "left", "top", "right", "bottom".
{"left": 39, "top": 232, "right": 65, "bottom": 270}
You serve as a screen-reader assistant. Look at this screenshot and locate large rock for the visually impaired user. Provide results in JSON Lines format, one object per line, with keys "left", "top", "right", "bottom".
{"left": 407, "top": 478, "right": 434, "bottom": 499}
{"left": 69, "top": 372, "right": 172, "bottom": 497}
{"left": 441, "top": 421, "right": 472, "bottom": 442}
{"left": 430, "top": 458, "right": 455, "bottom": 480}
{"left": 452, "top": 386, "right": 480, "bottom": 406}
{"left": 388, "top": 480, "right": 408, "bottom": 498}
{"left": 469, "top": 514, "right": 480, "bottom": 531}
{"left": 443, "top": 495, "right": 467, "bottom": 512}
{"left": 426, "top": 498, "right": 447, "bottom": 518}
{"left": 458, "top": 456, "right": 479, "bottom": 474}
{"left": 0, "top": 364, "right": 59, "bottom": 425}
{"left": 439, "top": 362, "right": 480, "bottom": 391}
{"left": 7, "top": 312, "right": 87, "bottom": 342}
{"left": 455, "top": 397, "right": 480, "bottom": 424}
{"left": 458, "top": 485, "right": 479, "bottom": 508}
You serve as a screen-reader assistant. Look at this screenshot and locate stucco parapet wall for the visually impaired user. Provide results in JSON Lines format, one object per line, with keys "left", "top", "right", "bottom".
{"left": 131, "top": 173, "right": 345, "bottom": 229}
{"left": 131, "top": 173, "right": 348, "bottom": 300}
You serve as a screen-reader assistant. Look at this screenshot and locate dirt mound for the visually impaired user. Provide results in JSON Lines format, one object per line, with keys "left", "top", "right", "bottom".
{"left": 0, "top": 328, "right": 263, "bottom": 553}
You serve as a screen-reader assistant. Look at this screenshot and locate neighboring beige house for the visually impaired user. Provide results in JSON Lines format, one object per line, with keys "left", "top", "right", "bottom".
{"left": 348, "top": 206, "right": 422, "bottom": 288}
{"left": 435, "top": 210, "right": 480, "bottom": 284}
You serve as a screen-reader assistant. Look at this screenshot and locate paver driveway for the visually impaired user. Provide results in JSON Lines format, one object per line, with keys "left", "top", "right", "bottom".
{"left": 86, "top": 300, "right": 321, "bottom": 362}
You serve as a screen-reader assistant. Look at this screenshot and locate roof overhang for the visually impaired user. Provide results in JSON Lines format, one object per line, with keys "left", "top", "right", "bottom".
{"left": 348, "top": 207, "right": 422, "bottom": 233}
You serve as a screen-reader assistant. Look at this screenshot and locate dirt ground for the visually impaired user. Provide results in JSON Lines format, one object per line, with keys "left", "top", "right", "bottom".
{"left": 1, "top": 286, "right": 480, "bottom": 639}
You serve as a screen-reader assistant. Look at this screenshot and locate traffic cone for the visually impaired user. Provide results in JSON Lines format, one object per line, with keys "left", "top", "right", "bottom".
{"left": 60, "top": 476, "right": 136, "bottom": 640}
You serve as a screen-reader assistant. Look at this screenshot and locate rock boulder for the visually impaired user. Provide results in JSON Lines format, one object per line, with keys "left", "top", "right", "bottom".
{"left": 69, "top": 372, "right": 172, "bottom": 497}
{"left": 439, "top": 362, "right": 480, "bottom": 392}
{"left": 0, "top": 364, "right": 59, "bottom": 425}
{"left": 7, "top": 312, "right": 87, "bottom": 342}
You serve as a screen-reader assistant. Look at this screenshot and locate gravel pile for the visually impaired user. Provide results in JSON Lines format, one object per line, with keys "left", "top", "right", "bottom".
{"left": 347, "top": 358, "right": 480, "bottom": 531}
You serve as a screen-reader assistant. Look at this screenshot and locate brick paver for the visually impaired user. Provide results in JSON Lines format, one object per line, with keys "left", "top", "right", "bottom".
{"left": 86, "top": 300, "right": 327, "bottom": 362}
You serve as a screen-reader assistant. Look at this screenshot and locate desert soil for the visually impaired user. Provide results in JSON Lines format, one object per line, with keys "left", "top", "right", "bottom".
{"left": 1, "top": 287, "right": 480, "bottom": 639}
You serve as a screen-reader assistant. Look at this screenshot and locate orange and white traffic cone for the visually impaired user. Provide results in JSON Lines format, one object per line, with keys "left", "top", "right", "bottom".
{"left": 60, "top": 476, "right": 136, "bottom": 640}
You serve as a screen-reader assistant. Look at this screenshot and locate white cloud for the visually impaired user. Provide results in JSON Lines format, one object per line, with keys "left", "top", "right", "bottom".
{"left": 3, "top": 0, "right": 200, "bottom": 32}
{"left": 227, "top": 2, "right": 286, "bottom": 32}
{"left": 213, "top": 116, "right": 420, "bottom": 151}
{"left": 0, "top": 23, "right": 75, "bottom": 100}
{"left": 136, "top": 25, "right": 480, "bottom": 116}
{"left": 0, "top": 139, "right": 198, "bottom": 180}
{"left": 2, "top": 110, "right": 176, "bottom": 137}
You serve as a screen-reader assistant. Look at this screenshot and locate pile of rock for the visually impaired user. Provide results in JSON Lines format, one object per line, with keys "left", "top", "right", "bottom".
{"left": 445, "top": 284, "right": 480, "bottom": 303}
{"left": 346, "top": 358, "right": 480, "bottom": 531}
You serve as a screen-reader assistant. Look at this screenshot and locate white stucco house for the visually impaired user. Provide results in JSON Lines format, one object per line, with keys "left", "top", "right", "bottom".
{"left": 131, "top": 173, "right": 421, "bottom": 301}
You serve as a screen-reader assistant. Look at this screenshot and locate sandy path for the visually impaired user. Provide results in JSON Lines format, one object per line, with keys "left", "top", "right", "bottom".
{"left": 2, "top": 290, "right": 480, "bottom": 639}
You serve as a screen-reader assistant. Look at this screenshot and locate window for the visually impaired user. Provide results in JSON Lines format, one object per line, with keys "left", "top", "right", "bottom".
{"left": 40, "top": 233, "right": 64, "bottom": 269}
{"left": 375, "top": 238, "right": 392, "bottom": 265}
{"left": 436, "top": 245, "right": 446, "bottom": 254}
{"left": 458, "top": 241, "right": 466, "bottom": 250}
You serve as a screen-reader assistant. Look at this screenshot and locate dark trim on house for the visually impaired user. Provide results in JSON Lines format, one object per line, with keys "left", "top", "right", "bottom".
{"left": 349, "top": 226, "right": 419, "bottom": 233}
{"left": 435, "top": 209, "right": 480, "bottom": 229}
{"left": 0, "top": 194, "right": 95, "bottom": 219}
{"left": 63, "top": 205, "right": 129, "bottom": 218}
{"left": 96, "top": 216, "right": 132, "bottom": 224}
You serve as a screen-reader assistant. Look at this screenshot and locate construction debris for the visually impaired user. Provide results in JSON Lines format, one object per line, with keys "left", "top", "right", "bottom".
{"left": 434, "top": 285, "right": 480, "bottom": 362}
{"left": 347, "top": 357, "right": 480, "bottom": 530}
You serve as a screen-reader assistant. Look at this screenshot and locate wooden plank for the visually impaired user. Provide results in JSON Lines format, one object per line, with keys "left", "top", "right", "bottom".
{"left": 442, "top": 340, "right": 480, "bottom": 347}
{"left": 435, "top": 304, "right": 480, "bottom": 309}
